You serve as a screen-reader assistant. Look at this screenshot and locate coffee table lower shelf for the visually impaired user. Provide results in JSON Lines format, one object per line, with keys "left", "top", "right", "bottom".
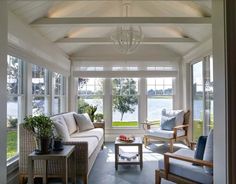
{"left": 114, "top": 137, "right": 143, "bottom": 170}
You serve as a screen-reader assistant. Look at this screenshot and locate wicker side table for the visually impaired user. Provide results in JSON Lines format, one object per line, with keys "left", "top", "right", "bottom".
{"left": 28, "top": 145, "right": 76, "bottom": 184}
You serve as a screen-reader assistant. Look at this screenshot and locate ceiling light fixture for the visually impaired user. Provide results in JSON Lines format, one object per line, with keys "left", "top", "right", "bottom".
{"left": 110, "top": 1, "right": 143, "bottom": 55}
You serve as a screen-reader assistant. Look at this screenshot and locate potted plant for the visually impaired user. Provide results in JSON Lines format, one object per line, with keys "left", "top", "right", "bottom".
{"left": 23, "top": 115, "right": 54, "bottom": 154}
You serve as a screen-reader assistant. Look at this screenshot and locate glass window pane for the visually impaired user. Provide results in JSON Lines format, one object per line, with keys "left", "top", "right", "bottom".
{"left": 147, "top": 78, "right": 173, "bottom": 123}
{"left": 112, "top": 78, "right": 139, "bottom": 127}
{"left": 7, "top": 96, "right": 18, "bottom": 159}
{"left": 7, "top": 55, "right": 23, "bottom": 95}
{"left": 32, "top": 65, "right": 48, "bottom": 95}
{"left": 53, "top": 97, "right": 61, "bottom": 115}
{"left": 32, "top": 96, "right": 47, "bottom": 116}
{"left": 77, "top": 78, "right": 104, "bottom": 122}
{"left": 192, "top": 61, "right": 204, "bottom": 141}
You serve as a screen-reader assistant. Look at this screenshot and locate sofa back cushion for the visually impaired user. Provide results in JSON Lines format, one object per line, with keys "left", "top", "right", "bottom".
{"left": 62, "top": 112, "right": 77, "bottom": 135}
{"left": 162, "top": 109, "right": 184, "bottom": 126}
{"left": 160, "top": 116, "right": 176, "bottom": 131}
{"left": 203, "top": 129, "right": 213, "bottom": 174}
{"left": 74, "top": 113, "right": 94, "bottom": 132}
{"left": 51, "top": 115, "right": 70, "bottom": 141}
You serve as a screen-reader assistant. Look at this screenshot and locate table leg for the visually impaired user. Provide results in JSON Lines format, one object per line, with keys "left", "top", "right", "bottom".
{"left": 115, "top": 145, "right": 118, "bottom": 170}
{"left": 62, "top": 158, "right": 68, "bottom": 184}
{"left": 43, "top": 160, "right": 48, "bottom": 184}
{"left": 139, "top": 145, "right": 143, "bottom": 170}
{"left": 28, "top": 157, "right": 34, "bottom": 184}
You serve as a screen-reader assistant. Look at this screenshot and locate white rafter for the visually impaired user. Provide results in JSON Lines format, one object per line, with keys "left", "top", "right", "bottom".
{"left": 56, "top": 37, "right": 197, "bottom": 44}
{"left": 31, "top": 17, "right": 211, "bottom": 25}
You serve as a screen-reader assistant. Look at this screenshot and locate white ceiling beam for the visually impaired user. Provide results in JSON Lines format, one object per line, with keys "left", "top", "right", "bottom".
{"left": 32, "top": 17, "right": 211, "bottom": 25}
{"left": 56, "top": 37, "right": 197, "bottom": 44}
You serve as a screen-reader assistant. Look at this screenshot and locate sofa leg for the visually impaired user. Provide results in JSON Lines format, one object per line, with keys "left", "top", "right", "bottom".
{"left": 19, "top": 175, "right": 26, "bottom": 184}
{"left": 155, "top": 170, "right": 161, "bottom": 184}
{"left": 83, "top": 175, "right": 88, "bottom": 184}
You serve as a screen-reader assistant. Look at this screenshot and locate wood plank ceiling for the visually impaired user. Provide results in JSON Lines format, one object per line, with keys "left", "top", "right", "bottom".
{"left": 7, "top": 0, "right": 212, "bottom": 60}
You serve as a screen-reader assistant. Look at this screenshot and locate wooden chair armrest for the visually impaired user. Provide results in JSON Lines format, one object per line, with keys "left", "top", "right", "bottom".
{"left": 164, "top": 152, "right": 213, "bottom": 167}
{"left": 173, "top": 124, "right": 189, "bottom": 139}
{"left": 173, "top": 124, "right": 189, "bottom": 130}
{"left": 141, "top": 121, "right": 159, "bottom": 130}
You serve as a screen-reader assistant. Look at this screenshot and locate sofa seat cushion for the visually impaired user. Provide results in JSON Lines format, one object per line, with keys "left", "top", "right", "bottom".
{"left": 68, "top": 137, "right": 99, "bottom": 157}
{"left": 62, "top": 112, "right": 78, "bottom": 135}
{"left": 51, "top": 115, "right": 70, "bottom": 141}
{"left": 146, "top": 128, "right": 185, "bottom": 139}
{"left": 158, "top": 149, "right": 213, "bottom": 184}
{"left": 70, "top": 128, "right": 103, "bottom": 141}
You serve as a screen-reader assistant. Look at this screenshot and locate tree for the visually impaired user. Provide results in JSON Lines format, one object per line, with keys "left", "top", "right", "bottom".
{"left": 112, "top": 78, "right": 138, "bottom": 121}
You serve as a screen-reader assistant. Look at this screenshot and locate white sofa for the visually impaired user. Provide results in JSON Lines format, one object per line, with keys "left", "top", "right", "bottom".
{"left": 51, "top": 112, "right": 104, "bottom": 184}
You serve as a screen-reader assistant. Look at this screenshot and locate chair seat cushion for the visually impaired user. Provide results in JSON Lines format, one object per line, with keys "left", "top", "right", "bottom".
{"left": 158, "top": 149, "right": 213, "bottom": 184}
{"left": 70, "top": 128, "right": 103, "bottom": 141}
{"left": 146, "top": 128, "right": 185, "bottom": 139}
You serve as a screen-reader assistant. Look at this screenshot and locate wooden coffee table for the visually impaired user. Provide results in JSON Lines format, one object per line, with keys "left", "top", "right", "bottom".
{"left": 115, "top": 137, "right": 143, "bottom": 170}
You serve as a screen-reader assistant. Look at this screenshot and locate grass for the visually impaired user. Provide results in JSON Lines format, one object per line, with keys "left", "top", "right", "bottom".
{"left": 193, "top": 120, "right": 214, "bottom": 141}
{"left": 112, "top": 121, "right": 138, "bottom": 127}
{"left": 7, "top": 130, "right": 17, "bottom": 159}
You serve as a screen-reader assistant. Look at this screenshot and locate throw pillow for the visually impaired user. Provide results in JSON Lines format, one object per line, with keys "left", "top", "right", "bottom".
{"left": 160, "top": 116, "right": 176, "bottom": 131}
{"left": 73, "top": 113, "right": 95, "bottom": 132}
{"left": 51, "top": 116, "right": 70, "bottom": 141}
{"left": 203, "top": 129, "right": 214, "bottom": 174}
{"left": 162, "top": 109, "right": 184, "bottom": 126}
{"left": 62, "top": 112, "right": 78, "bottom": 135}
{"left": 193, "top": 136, "right": 207, "bottom": 165}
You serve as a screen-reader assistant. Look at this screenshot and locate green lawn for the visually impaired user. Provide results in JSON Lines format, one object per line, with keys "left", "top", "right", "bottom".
{"left": 7, "top": 130, "right": 17, "bottom": 159}
{"left": 112, "top": 121, "right": 138, "bottom": 127}
{"left": 193, "top": 120, "right": 214, "bottom": 141}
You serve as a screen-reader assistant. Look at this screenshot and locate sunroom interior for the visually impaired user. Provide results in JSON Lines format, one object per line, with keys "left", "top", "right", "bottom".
{"left": 0, "top": 0, "right": 227, "bottom": 184}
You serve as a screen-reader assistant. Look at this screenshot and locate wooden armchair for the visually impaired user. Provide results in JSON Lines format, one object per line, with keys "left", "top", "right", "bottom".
{"left": 155, "top": 151, "right": 213, "bottom": 184}
{"left": 143, "top": 110, "right": 190, "bottom": 152}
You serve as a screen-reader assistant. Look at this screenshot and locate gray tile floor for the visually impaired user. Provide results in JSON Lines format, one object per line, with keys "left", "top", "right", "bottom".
{"left": 47, "top": 142, "right": 187, "bottom": 184}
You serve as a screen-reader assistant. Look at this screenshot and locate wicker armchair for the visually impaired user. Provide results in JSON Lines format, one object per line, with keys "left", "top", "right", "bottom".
{"left": 143, "top": 110, "right": 190, "bottom": 152}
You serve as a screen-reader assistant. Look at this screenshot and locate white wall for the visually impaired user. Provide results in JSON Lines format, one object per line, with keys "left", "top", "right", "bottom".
{"left": 8, "top": 12, "right": 71, "bottom": 76}
{"left": 0, "top": 1, "right": 8, "bottom": 183}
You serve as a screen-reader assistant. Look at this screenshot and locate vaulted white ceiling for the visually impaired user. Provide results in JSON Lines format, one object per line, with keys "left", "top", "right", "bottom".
{"left": 7, "top": 0, "right": 212, "bottom": 62}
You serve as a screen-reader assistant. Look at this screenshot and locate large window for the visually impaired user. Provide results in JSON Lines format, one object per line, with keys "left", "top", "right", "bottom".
{"left": 192, "top": 56, "right": 214, "bottom": 141}
{"left": 146, "top": 78, "right": 174, "bottom": 124}
{"left": 112, "top": 78, "right": 139, "bottom": 127}
{"left": 78, "top": 78, "right": 104, "bottom": 122}
{"left": 53, "top": 72, "right": 66, "bottom": 114}
{"left": 7, "top": 55, "right": 24, "bottom": 159}
{"left": 32, "top": 65, "right": 50, "bottom": 115}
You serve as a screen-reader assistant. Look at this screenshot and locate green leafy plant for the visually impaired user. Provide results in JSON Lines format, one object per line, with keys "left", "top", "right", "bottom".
{"left": 86, "top": 105, "right": 97, "bottom": 122}
{"left": 23, "top": 115, "right": 54, "bottom": 138}
{"left": 94, "top": 113, "right": 104, "bottom": 122}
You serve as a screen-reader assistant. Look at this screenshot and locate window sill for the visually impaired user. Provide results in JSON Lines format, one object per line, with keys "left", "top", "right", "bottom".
{"left": 7, "top": 155, "right": 19, "bottom": 167}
